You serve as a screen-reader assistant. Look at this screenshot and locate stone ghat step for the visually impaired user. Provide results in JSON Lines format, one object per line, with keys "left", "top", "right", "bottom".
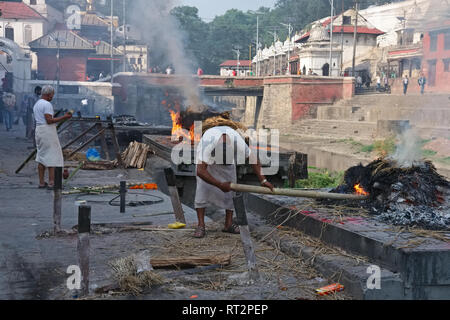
{"left": 285, "top": 120, "right": 377, "bottom": 140}
{"left": 334, "top": 94, "right": 450, "bottom": 108}
{"left": 245, "top": 193, "right": 450, "bottom": 299}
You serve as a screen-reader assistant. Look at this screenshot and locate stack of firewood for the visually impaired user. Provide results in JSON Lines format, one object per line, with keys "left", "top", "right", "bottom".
{"left": 115, "top": 141, "right": 150, "bottom": 169}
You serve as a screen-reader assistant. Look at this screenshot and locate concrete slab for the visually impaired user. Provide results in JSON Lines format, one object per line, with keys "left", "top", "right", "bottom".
{"left": 245, "top": 193, "right": 450, "bottom": 299}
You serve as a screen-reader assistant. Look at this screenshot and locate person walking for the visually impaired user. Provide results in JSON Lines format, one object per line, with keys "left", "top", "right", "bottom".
{"left": 402, "top": 75, "right": 409, "bottom": 95}
{"left": 356, "top": 75, "right": 363, "bottom": 88}
{"left": 376, "top": 74, "right": 381, "bottom": 91}
{"left": 2, "top": 91, "right": 15, "bottom": 131}
{"left": 418, "top": 73, "right": 426, "bottom": 94}
{"left": 33, "top": 85, "right": 72, "bottom": 189}
{"left": 383, "top": 75, "right": 389, "bottom": 91}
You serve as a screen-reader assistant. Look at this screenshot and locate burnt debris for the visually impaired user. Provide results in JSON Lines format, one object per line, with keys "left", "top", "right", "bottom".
{"left": 330, "top": 159, "right": 450, "bottom": 230}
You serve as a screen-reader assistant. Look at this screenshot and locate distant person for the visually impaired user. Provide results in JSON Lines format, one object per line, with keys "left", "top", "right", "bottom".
{"left": 99, "top": 71, "right": 104, "bottom": 79}
{"left": 197, "top": 67, "right": 203, "bottom": 76}
{"left": 356, "top": 75, "right": 363, "bottom": 88}
{"left": 308, "top": 68, "right": 313, "bottom": 75}
{"left": 402, "top": 75, "right": 409, "bottom": 95}
{"left": 383, "top": 75, "right": 389, "bottom": 90}
{"left": 166, "top": 66, "right": 173, "bottom": 75}
{"left": 232, "top": 70, "right": 237, "bottom": 77}
{"left": 2, "top": 91, "right": 15, "bottom": 131}
{"left": 0, "top": 90, "right": 3, "bottom": 124}
{"left": 376, "top": 75, "right": 381, "bottom": 91}
{"left": 33, "top": 85, "right": 72, "bottom": 189}
{"left": 418, "top": 73, "right": 426, "bottom": 94}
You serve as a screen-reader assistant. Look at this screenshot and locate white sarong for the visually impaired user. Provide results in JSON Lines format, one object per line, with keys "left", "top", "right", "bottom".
{"left": 194, "top": 163, "right": 237, "bottom": 210}
{"left": 35, "top": 124, "right": 64, "bottom": 167}
{"left": 194, "top": 126, "right": 251, "bottom": 211}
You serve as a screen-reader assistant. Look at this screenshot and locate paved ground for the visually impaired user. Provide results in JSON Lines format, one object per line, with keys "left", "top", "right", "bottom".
{"left": 0, "top": 123, "right": 352, "bottom": 300}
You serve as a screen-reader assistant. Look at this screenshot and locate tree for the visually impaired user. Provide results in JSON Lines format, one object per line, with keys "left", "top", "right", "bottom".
{"left": 170, "top": 6, "right": 212, "bottom": 73}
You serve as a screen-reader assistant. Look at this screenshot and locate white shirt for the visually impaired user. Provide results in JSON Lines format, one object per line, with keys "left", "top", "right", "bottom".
{"left": 196, "top": 126, "right": 251, "bottom": 165}
{"left": 33, "top": 99, "right": 54, "bottom": 126}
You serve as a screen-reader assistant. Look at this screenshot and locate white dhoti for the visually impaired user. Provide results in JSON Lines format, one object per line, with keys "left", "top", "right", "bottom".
{"left": 35, "top": 124, "right": 64, "bottom": 167}
{"left": 194, "top": 163, "right": 237, "bottom": 210}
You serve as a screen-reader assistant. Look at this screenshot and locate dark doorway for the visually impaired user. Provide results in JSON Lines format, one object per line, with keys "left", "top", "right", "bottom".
{"left": 5, "top": 27, "right": 14, "bottom": 41}
{"left": 322, "top": 63, "right": 329, "bottom": 76}
{"left": 428, "top": 59, "right": 436, "bottom": 86}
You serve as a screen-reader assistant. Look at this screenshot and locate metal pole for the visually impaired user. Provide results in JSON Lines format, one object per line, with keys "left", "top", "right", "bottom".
{"left": 340, "top": 0, "right": 344, "bottom": 75}
{"left": 237, "top": 50, "right": 240, "bottom": 76}
{"left": 54, "top": 167, "right": 63, "bottom": 233}
{"left": 56, "top": 39, "right": 60, "bottom": 108}
{"left": 329, "top": 0, "right": 334, "bottom": 77}
{"left": 110, "top": 0, "right": 114, "bottom": 84}
{"left": 256, "top": 15, "right": 259, "bottom": 76}
{"left": 123, "top": 0, "right": 126, "bottom": 72}
{"left": 352, "top": 0, "right": 359, "bottom": 77}
{"left": 119, "top": 180, "right": 126, "bottom": 213}
{"left": 77, "top": 205, "right": 91, "bottom": 296}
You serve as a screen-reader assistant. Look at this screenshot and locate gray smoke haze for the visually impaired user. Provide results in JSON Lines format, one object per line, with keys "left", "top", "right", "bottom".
{"left": 389, "top": 127, "right": 423, "bottom": 167}
{"left": 129, "top": 0, "right": 201, "bottom": 109}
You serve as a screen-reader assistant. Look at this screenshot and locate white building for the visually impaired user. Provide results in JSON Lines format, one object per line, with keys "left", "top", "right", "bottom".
{"left": 0, "top": 1, "right": 63, "bottom": 71}
{"left": 297, "top": 24, "right": 342, "bottom": 77}
{"left": 117, "top": 44, "right": 149, "bottom": 73}
{"left": 219, "top": 60, "right": 252, "bottom": 76}
{"left": 0, "top": 37, "right": 32, "bottom": 94}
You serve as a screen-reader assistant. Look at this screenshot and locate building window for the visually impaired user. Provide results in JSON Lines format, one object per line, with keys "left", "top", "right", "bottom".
{"left": 343, "top": 16, "right": 351, "bottom": 25}
{"left": 5, "top": 26, "right": 14, "bottom": 41}
{"left": 444, "top": 59, "right": 450, "bottom": 72}
{"left": 445, "top": 32, "right": 450, "bottom": 50}
{"left": 130, "top": 57, "right": 136, "bottom": 64}
{"left": 24, "top": 25, "right": 32, "bottom": 44}
{"left": 30, "top": 0, "right": 37, "bottom": 5}
{"left": 430, "top": 33, "right": 437, "bottom": 52}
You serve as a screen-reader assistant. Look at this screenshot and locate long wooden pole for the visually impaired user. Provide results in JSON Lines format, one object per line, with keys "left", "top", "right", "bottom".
{"left": 230, "top": 183, "right": 368, "bottom": 200}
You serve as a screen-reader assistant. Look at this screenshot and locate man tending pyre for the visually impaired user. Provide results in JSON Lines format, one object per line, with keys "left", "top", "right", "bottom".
{"left": 194, "top": 126, "right": 274, "bottom": 238}
{"left": 33, "top": 85, "right": 72, "bottom": 189}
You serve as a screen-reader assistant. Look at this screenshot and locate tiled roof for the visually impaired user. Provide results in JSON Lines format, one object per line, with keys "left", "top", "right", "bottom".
{"left": 296, "top": 26, "right": 384, "bottom": 43}
{"left": 29, "top": 29, "right": 95, "bottom": 50}
{"left": 220, "top": 60, "right": 252, "bottom": 67}
{"left": 0, "top": 1, "right": 45, "bottom": 19}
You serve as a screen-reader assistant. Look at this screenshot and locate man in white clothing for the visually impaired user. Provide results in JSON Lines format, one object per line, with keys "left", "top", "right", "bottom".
{"left": 33, "top": 85, "right": 72, "bottom": 189}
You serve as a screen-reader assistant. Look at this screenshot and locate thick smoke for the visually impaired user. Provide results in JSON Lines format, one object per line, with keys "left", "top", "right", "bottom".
{"left": 389, "top": 127, "right": 423, "bottom": 167}
{"left": 129, "top": 0, "right": 201, "bottom": 109}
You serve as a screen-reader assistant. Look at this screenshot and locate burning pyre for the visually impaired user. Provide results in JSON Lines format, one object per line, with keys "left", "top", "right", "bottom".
{"left": 331, "top": 159, "right": 450, "bottom": 230}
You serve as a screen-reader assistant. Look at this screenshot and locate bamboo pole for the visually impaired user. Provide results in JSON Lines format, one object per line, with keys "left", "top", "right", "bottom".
{"left": 230, "top": 183, "right": 368, "bottom": 200}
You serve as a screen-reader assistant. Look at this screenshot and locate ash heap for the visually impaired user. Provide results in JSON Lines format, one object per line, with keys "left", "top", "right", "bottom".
{"left": 332, "top": 159, "right": 450, "bottom": 230}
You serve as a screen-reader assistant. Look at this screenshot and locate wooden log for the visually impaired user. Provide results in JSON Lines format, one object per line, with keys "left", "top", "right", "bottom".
{"left": 164, "top": 168, "right": 186, "bottom": 224}
{"left": 230, "top": 183, "right": 368, "bottom": 200}
{"left": 233, "top": 194, "right": 260, "bottom": 281}
{"left": 150, "top": 253, "right": 231, "bottom": 268}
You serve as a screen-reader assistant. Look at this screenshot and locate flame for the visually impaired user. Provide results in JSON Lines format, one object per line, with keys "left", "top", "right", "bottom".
{"left": 354, "top": 183, "right": 368, "bottom": 196}
{"left": 169, "top": 110, "right": 200, "bottom": 143}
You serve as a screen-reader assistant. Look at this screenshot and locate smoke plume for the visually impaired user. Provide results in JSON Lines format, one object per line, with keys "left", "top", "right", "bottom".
{"left": 129, "top": 0, "right": 201, "bottom": 109}
{"left": 389, "top": 127, "right": 423, "bottom": 167}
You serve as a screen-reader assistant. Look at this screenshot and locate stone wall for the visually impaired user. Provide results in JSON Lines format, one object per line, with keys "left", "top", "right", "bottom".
{"left": 256, "top": 76, "right": 354, "bottom": 129}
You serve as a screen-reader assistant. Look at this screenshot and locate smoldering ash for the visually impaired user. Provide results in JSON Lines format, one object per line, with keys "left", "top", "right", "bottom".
{"left": 129, "top": 0, "right": 201, "bottom": 109}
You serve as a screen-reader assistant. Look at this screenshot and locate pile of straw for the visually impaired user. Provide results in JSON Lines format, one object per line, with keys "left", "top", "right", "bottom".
{"left": 109, "top": 255, "right": 164, "bottom": 295}
{"left": 201, "top": 113, "right": 248, "bottom": 135}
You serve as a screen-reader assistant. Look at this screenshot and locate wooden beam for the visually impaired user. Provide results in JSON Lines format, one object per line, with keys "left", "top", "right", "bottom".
{"left": 150, "top": 253, "right": 231, "bottom": 268}
{"left": 230, "top": 183, "right": 368, "bottom": 200}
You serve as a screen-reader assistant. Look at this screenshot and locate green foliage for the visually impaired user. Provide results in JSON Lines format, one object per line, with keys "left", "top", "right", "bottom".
{"left": 437, "top": 157, "right": 450, "bottom": 165}
{"left": 360, "top": 144, "right": 375, "bottom": 153}
{"left": 286, "top": 168, "right": 344, "bottom": 189}
{"left": 421, "top": 149, "right": 437, "bottom": 157}
{"left": 373, "top": 137, "right": 396, "bottom": 157}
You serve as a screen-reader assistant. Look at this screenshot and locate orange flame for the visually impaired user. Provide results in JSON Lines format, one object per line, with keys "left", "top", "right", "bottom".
{"left": 354, "top": 183, "right": 368, "bottom": 196}
{"left": 169, "top": 110, "right": 200, "bottom": 143}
